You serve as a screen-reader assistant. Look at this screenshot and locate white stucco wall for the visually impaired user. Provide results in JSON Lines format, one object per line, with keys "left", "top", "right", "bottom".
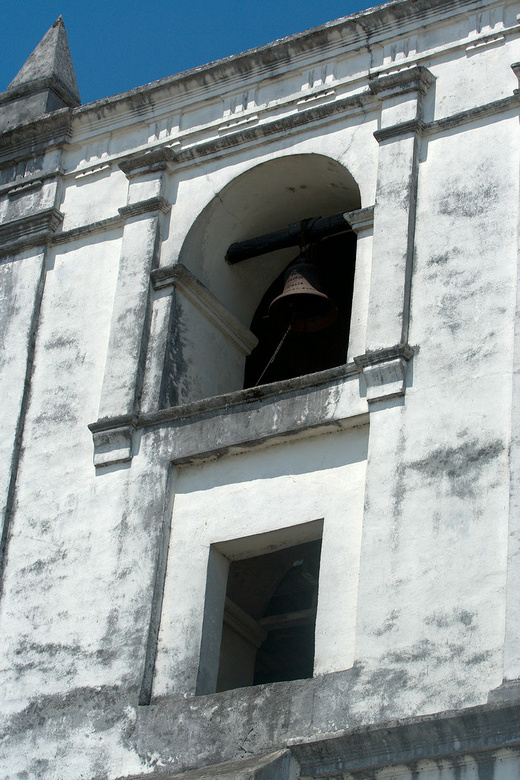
{"left": 1, "top": 1, "right": 520, "bottom": 778}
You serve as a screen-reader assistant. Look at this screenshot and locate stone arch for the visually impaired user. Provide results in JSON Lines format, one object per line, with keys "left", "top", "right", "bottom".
{"left": 166, "top": 154, "right": 361, "bottom": 405}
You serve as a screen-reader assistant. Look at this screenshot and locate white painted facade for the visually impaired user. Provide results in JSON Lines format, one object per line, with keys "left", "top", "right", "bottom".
{"left": 1, "top": 1, "right": 520, "bottom": 779}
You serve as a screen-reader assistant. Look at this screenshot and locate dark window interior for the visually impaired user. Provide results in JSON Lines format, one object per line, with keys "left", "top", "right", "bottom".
{"left": 216, "top": 539, "right": 322, "bottom": 692}
{"left": 244, "top": 231, "right": 357, "bottom": 388}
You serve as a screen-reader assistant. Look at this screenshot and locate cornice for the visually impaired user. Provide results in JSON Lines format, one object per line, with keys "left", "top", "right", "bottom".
{"left": 374, "top": 118, "right": 427, "bottom": 142}
{"left": 0, "top": 76, "right": 80, "bottom": 110}
{"left": 427, "top": 93, "right": 520, "bottom": 135}
{"left": 369, "top": 65, "right": 436, "bottom": 97}
{"left": 290, "top": 699, "right": 520, "bottom": 776}
{"left": 118, "top": 196, "right": 171, "bottom": 218}
{"left": 345, "top": 205, "right": 375, "bottom": 234}
{"left": 0, "top": 208, "right": 64, "bottom": 256}
{"left": 354, "top": 343, "right": 414, "bottom": 369}
{"left": 51, "top": 214, "right": 124, "bottom": 246}
{"left": 71, "top": 0, "right": 497, "bottom": 126}
{"left": 0, "top": 109, "right": 72, "bottom": 166}
{"left": 171, "top": 91, "right": 374, "bottom": 165}
{"left": 118, "top": 148, "right": 175, "bottom": 176}
{"left": 0, "top": 168, "right": 60, "bottom": 198}
{"left": 84, "top": 82, "right": 519, "bottom": 180}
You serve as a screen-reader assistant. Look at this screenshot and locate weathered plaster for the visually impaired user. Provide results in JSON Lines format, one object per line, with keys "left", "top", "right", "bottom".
{"left": 1, "top": 1, "right": 520, "bottom": 778}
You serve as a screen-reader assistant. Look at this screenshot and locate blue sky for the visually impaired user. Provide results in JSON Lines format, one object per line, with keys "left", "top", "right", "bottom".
{"left": 2, "top": 0, "right": 377, "bottom": 105}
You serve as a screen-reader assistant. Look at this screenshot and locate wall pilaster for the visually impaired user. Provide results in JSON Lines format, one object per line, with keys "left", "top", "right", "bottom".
{"left": 93, "top": 153, "right": 172, "bottom": 466}
{"left": 355, "top": 67, "right": 434, "bottom": 404}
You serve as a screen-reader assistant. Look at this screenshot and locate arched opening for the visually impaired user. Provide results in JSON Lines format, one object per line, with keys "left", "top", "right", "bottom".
{"left": 169, "top": 154, "right": 361, "bottom": 405}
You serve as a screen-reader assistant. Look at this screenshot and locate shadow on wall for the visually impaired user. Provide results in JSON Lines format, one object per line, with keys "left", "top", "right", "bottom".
{"left": 165, "top": 154, "right": 361, "bottom": 406}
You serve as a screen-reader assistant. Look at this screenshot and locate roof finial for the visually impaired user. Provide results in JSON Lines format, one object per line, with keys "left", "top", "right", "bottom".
{"left": 6, "top": 16, "right": 80, "bottom": 108}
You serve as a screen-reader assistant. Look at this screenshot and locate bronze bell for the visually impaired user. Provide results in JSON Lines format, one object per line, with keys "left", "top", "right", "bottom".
{"left": 269, "top": 260, "right": 338, "bottom": 332}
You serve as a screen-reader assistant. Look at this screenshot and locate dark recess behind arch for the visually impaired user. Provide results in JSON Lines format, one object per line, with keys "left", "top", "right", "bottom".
{"left": 244, "top": 230, "right": 357, "bottom": 387}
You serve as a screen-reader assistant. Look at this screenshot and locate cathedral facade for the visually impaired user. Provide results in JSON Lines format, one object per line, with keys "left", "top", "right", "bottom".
{"left": 1, "top": 1, "right": 520, "bottom": 778}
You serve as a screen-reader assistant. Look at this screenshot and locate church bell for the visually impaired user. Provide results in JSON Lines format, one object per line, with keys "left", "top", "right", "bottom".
{"left": 268, "top": 257, "right": 338, "bottom": 332}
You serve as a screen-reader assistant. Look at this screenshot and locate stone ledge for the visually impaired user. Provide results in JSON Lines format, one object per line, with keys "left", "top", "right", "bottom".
{"left": 0, "top": 108, "right": 72, "bottom": 165}
{"left": 120, "top": 750, "right": 295, "bottom": 780}
{"left": 345, "top": 205, "right": 374, "bottom": 234}
{"left": 90, "top": 423, "right": 135, "bottom": 468}
{"left": 0, "top": 207, "right": 64, "bottom": 256}
{"left": 374, "top": 118, "right": 426, "bottom": 143}
{"left": 368, "top": 65, "right": 436, "bottom": 98}
{"left": 290, "top": 699, "right": 520, "bottom": 776}
{"left": 427, "top": 93, "right": 520, "bottom": 136}
{"left": 135, "top": 672, "right": 520, "bottom": 779}
{"left": 52, "top": 214, "right": 124, "bottom": 245}
{"left": 355, "top": 344, "right": 414, "bottom": 403}
{"left": 88, "top": 363, "right": 366, "bottom": 468}
{"left": 119, "top": 196, "right": 171, "bottom": 218}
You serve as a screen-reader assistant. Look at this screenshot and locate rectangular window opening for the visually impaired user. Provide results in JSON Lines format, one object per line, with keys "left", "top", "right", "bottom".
{"left": 215, "top": 536, "right": 322, "bottom": 692}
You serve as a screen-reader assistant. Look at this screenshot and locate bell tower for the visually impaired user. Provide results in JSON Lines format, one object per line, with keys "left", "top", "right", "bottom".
{"left": 1, "top": 3, "right": 520, "bottom": 779}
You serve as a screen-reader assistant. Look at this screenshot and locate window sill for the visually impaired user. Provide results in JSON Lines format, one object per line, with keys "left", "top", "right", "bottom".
{"left": 88, "top": 344, "right": 413, "bottom": 468}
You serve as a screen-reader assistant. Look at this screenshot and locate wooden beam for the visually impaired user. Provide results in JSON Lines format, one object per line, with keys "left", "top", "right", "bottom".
{"left": 225, "top": 213, "right": 353, "bottom": 264}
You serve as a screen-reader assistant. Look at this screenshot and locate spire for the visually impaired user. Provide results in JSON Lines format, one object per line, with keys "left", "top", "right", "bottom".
{"left": 7, "top": 16, "right": 80, "bottom": 108}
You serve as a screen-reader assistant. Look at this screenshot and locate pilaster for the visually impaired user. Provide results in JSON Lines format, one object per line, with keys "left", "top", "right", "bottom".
{"left": 367, "top": 66, "right": 433, "bottom": 352}
{"left": 93, "top": 150, "right": 173, "bottom": 466}
{"left": 0, "top": 111, "right": 71, "bottom": 591}
{"left": 346, "top": 206, "right": 374, "bottom": 361}
{"left": 502, "top": 69, "right": 520, "bottom": 684}
{"left": 353, "top": 66, "right": 433, "bottom": 403}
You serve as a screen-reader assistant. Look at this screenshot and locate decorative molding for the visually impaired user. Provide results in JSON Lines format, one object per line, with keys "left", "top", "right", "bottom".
{"left": 290, "top": 700, "right": 520, "bottom": 776}
{"left": 218, "top": 115, "right": 259, "bottom": 134}
{"left": 427, "top": 93, "right": 520, "bottom": 135}
{"left": 0, "top": 75, "right": 80, "bottom": 109}
{"left": 0, "top": 207, "right": 64, "bottom": 256}
{"left": 354, "top": 344, "right": 414, "bottom": 402}
{"left": 374, "top": 118, "right": 427, "bottom": 143}
{"left": 119, "top": 148, "right": 175, "bottom": 177}
{"left": 368, "top": 65, "right": 436, "bottom": 98}
{"left": 6, "top": 178, "right": 44, "bottom": 198}
{"left": 88, "top": 413, "right": 137, "bottom": 434}
{"left": 151, "top": 263, "right": 258, "bottom": 355}
{"left": 89, "top": 423, "right": 135, "bottom": 468}
{"left": 0, "top": 108, "right": 72, "bottom": 166}
{"left": 118, "top": 196, "right": 171, "bottom": 219}
{"left": 88, "top": 361, "right": 362, "bottom": 468}
{"left": 51, "top": 214, "right": 124, "bottom": 245}
{"left": 170, "top": 91, "right": 374, "bottom": 166}
{"left": 297, "top": 89, "right": 336, "bottom": 107}
{"left": 345, "top": 205, "right": 374, "bottom": 234}
{"left": 74, "top": 163, "right": 111, "bottom": 179}
{"left": 0, "top": 169, "right": 52, "bottom": 198}
{"left": 79, "top": 87, "right": 518, "bottom": 178}
{"left": 466, "top": 33, "right": 505, "bottom": 52}
{"left": 71, "top": 0, "right": 496, "bottom": 137}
